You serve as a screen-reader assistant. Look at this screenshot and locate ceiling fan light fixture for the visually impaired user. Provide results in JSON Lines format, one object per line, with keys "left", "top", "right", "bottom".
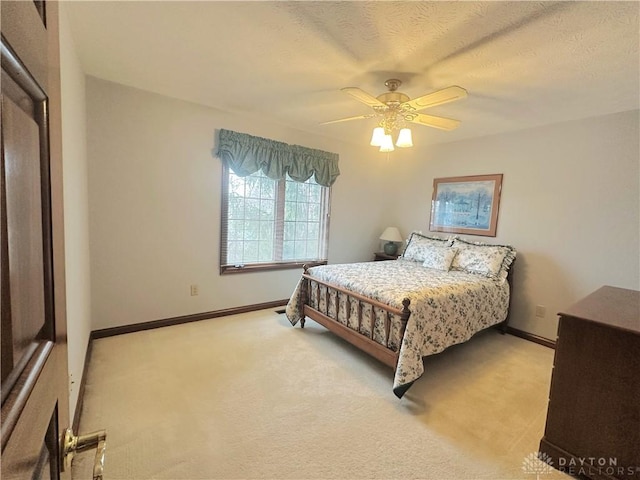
{"left": 326, "top": 80, "right": 466, "bottom": 153}
{"left": 370, "top": 127, "right": 385, "bottom": 147}
{"left": 379, "top": 134, "right": 395, "bottom": 152}
{"left": 396, "top": 128, "right": 413, "bottom": 148}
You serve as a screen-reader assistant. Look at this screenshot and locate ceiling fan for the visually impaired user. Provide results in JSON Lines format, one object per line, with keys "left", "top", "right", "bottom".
{"left": 321, "top": 79, "right": 467, "bottom": 150}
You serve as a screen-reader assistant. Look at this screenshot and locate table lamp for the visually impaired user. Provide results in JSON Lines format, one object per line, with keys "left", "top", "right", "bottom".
{"left": 380, "top": 227, "right": 403, "bottom": 255}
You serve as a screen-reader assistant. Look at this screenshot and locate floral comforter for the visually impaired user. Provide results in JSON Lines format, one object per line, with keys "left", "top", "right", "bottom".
{"left": 285, "top": 259, "right": 510, "bottom": 398}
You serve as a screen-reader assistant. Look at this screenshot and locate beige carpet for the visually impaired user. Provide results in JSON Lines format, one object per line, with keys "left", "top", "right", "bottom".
{"left": 73, "top": 309, "right": 569, "bottom": 480}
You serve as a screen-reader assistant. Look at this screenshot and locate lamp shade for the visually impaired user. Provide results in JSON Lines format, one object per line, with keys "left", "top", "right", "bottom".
{"left": 370, "top": 127, "right": 385, "bottom": 146}
{"left": 396, "top": 128, "right": 413, "bottom": 147}
{"left": 379, "top": 227, "right": 403, "bottom": 242}
{"left": 379, "top": 134, "right": 395, "bottom": 152}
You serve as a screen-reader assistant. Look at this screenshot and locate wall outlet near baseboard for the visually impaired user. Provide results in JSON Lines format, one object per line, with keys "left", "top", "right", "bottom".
{"left": 190, "top": 284, "right": 199, "bottom": 296}
{"left": 535, "top": 305, "right": 546, "bottom": 318}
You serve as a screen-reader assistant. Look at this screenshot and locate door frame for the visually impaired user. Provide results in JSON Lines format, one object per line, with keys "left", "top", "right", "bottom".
{"left": 1, "top": 0, "right": 70, "bottom": 478}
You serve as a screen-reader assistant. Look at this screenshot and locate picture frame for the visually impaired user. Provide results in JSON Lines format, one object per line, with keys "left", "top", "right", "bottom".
{"left": 429, "top": 174, "right": 503, "bottom": 237}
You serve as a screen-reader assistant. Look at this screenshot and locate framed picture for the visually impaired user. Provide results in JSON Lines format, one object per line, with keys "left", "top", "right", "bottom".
{"left": 429, "top": 174, "right": 503, "bottom": 237}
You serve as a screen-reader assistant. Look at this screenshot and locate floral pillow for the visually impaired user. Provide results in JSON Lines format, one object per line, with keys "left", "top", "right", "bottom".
{"left": 402, "top": 232, "right": 452, "bottom": 263}
{"left": 450, "top": 238, "right": 516, "bottom": 282}
{"left": 422, "top": 245, "right": 459, "bottom": 271}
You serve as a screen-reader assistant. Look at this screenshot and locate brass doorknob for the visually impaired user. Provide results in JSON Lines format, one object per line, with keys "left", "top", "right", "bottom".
{"left": 62, "top": 428, "right": 107, "bottom": 480}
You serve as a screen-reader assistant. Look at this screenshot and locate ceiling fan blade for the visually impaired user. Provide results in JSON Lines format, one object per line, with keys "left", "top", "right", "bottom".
{"left": 341, "top": 87, "right": 386, "bottom": 108}
{"left": 320, "top": 113, "right": 374, "bottom": 125}
{"left": 403, "top": 86, "right": 467, "bottom": 112}
{"left": 408, "top": 113, "right": 461, "bottom": 131}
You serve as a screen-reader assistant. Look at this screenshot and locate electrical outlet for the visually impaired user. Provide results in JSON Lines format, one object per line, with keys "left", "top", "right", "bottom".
{"left": 190, "top": 284, "right": 199, "bottom": 296}
{"left": 535, "top": 305, "right": 546, "bottom": 318}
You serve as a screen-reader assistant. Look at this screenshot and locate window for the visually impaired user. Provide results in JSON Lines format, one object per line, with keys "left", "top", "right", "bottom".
{"left": 220, "top": 164, "right": 330, "bottom": 273}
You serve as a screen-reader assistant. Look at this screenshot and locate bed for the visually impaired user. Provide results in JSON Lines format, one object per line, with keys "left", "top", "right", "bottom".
{"left": 285, "top": 233, "right": 516, "bottom": 398}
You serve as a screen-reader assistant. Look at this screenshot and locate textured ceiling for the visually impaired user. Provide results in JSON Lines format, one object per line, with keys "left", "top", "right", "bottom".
{"left": 65, "top": 1, "right": 640, "bottom": 147}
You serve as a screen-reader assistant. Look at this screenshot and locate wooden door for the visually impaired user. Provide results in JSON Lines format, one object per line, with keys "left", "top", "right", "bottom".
{"left": 1, "top": 1, "right": 71, "bottom": 478}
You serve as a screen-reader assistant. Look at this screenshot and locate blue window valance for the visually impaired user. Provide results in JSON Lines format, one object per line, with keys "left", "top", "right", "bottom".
{"left": 215, "top": 129, "right": 340, "bottom": 187}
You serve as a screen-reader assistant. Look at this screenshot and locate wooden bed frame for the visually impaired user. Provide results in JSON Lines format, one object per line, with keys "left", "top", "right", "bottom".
{"left": 298, "top": 261, "right": 515, "bottom": 369}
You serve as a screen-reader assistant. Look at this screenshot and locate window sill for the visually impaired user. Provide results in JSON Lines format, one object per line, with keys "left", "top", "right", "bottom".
{"left": 220, "top": 260, "right": 327, "bottom": 275}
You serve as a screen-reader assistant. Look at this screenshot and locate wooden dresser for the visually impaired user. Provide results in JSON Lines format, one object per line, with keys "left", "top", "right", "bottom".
{"left": 540, "top": 286, "right": 640, "bottom": 480}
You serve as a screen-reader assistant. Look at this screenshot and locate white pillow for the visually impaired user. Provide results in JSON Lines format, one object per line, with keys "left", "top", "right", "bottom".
{"left": 422, "top": 246, "right": 458, "bottom": 271}
{"left": 451, "top": 238, "right": 516, "bottom": 282}
{"left": 402, "top": 232, "right": 452, "bottom": 263}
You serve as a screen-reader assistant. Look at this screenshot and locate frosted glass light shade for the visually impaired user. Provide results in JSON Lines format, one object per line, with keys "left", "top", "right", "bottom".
{"left": 379, "top": 134, "right": 395, "bottom": 152}
{"left": 396, "top": 128, "right": 413, "bottom": 147}
{"left": 370, "top": 127, "right": 385, "bottom": 146}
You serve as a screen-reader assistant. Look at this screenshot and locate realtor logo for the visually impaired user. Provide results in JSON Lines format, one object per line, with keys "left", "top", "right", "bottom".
{"left": 522, "top": 451, "right": 555, "bottom": 478}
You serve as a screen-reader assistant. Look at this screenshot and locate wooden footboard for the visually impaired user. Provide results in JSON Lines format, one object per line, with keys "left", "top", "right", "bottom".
{"left": 300, "top": 265, "right": 411, "bottom": 369}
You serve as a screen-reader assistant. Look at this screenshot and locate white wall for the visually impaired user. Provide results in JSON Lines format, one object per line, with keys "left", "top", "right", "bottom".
{"left": 59, "top": 4, "right": 91, "bottom": 422}
{"left": 86, "top": 77, "right": 395, "bottom": 330}
{"left": 85, "top": 75, "right": 639, "bottom": 341}
{"left": 394, "top": 110, "right": 640, "bottom": 340}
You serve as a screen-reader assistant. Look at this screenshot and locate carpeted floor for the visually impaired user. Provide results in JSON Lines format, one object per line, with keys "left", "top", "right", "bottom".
{"left": 73, "top": 309, "right": 569, "bottom": 479}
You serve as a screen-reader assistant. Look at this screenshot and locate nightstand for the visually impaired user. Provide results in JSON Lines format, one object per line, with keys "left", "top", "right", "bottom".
{"left": 373, "top": 252, "right": 399, "bottom": 261}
